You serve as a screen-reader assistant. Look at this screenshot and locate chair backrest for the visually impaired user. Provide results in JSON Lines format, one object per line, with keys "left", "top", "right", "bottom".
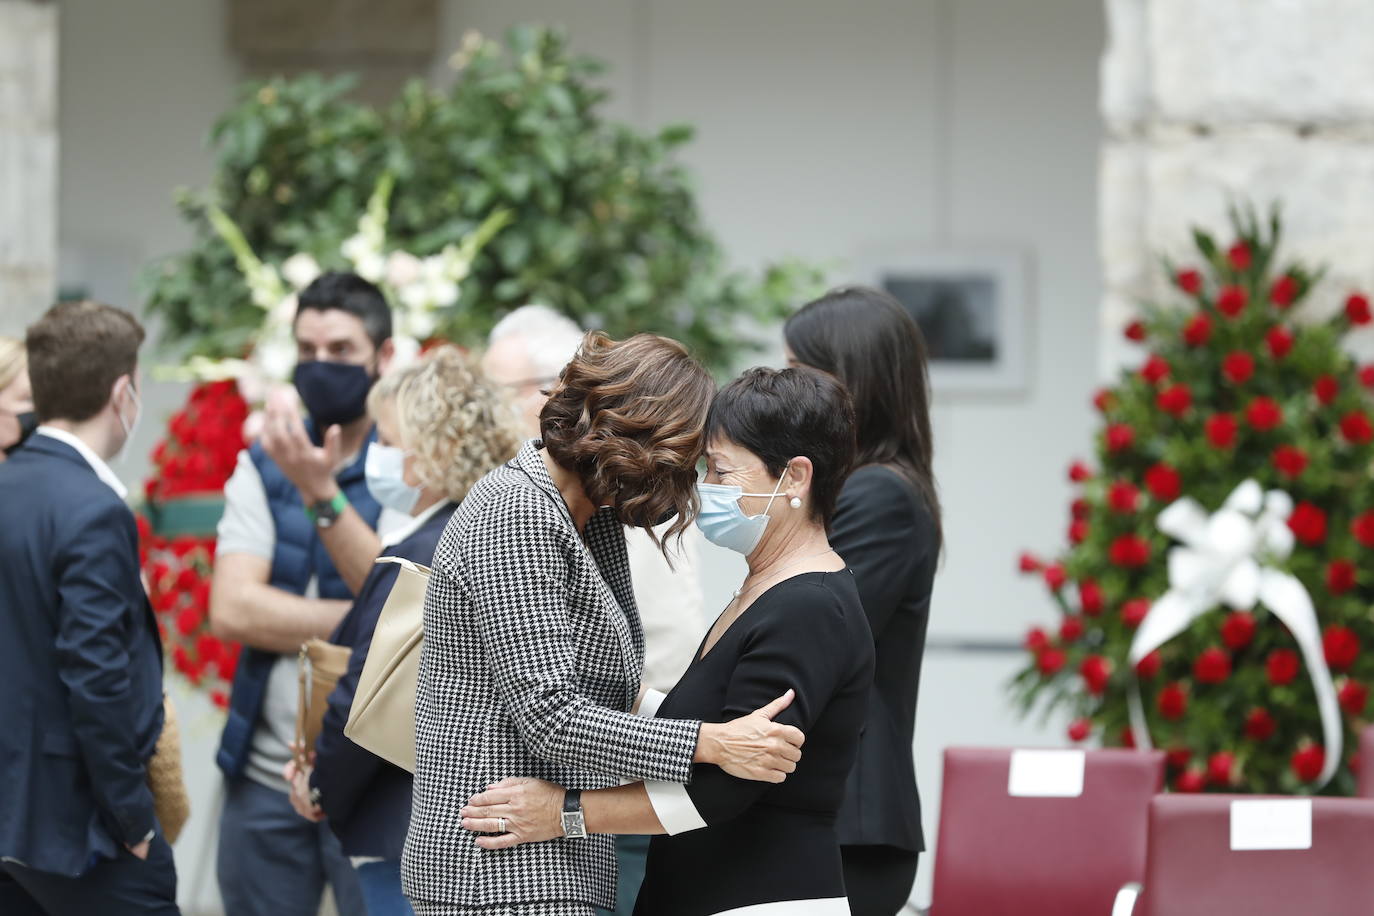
{"left": 1138, "top": 794, "right": 1374, "bottom": 916}
{"left": 1358, "top": 725, "right": 1374, "bottom": 798}
{"left": 931, "top": 747, "right": 1165, "bottom": 915}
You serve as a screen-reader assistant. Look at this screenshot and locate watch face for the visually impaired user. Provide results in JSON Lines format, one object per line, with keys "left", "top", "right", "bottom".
{"left": 561, "top": 811, "right": 588, "bottom": 838}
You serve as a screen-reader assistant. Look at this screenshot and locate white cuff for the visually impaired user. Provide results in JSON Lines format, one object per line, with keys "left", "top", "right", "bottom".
{"left": 644, "top": 779, "right": 707, "bottom": 835}
{"left": 637, "top": 688, "right": 667, "bottom": 718}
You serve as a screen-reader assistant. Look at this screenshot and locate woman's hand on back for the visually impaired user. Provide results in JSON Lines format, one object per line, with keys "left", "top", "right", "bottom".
{"left": 696, "top": 689, "right": 805, "bottom": 783}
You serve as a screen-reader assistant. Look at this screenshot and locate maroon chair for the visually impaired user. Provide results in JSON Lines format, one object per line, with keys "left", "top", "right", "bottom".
{"left": 1358, "top": 725, "right": 1374, "bottom": 798}
{"left": 930, "top": 747, "right": 1165, "bottom": 915}
{"left": 1120, "top": 795, "right": 1374, "bottom": 916}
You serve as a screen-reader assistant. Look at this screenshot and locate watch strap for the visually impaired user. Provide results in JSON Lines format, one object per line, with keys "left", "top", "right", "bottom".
{"left": 303, "top": 490, "right": 348, "bottom": 523}
{"left": 563, "top": 788, "right": 582, "bottom": 814}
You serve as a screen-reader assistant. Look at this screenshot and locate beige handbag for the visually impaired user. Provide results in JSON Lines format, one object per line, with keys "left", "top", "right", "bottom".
{"left": 147, "top": 693, "right": 190, "bottom": 844}
{"left": 344, "top": 556, "right": 430, "bottom": 773}
{"left": 295, "top": 638, "right": 353, "bottom": 770}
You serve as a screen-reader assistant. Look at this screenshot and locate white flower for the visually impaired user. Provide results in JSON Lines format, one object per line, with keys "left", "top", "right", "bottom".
{"left": 385, "top": 251, "right": 423, "bottom": 288}
{"left": 430, "top": 280, "right": 460, "bottom": 308}
{"left": 342, "top": 232, "right": 377, "bottom": 264}
{"left": 247, "top": 263, "right": 284, "bottom": 311}
{"left": 399, "top": 282, "right": 432, "bottom": 312}
{"left": 405, "top": 310, "right": 438, "bottom": 339}
{"left": 389, "top": 335, "right": 422, "bottom": 370}
{"left": 354, "top": 252, "right": 386, "bottom": 284}
{"left": 281, "top": 253, "right": 322, "bottom": 290}
{"left": 269, "top": 293, "right": 298, "bottom": 326}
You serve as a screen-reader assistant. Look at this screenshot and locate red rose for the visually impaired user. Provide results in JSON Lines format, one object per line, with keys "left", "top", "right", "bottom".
{"left": 1024, "top": 626, "right": 1051, "bottom": 653}
{"left": 1121, "top": 727, "right": 1137, "bottom": 749}
{"left": 1121, "top": 598, "right": 1151, "bottom": 629}
{"left": 174, "top": 606, "right": 201, "bottom": 638}
{"left": 1292, "top": 745, "right": 1325, "bottom": 783}
{"left": 1068, "top": 519, "right": 1090, "bottom": 545}
{"left": 1246, "top": 397, "right": 1283, "bottom": 431}
{"left": 1093, "top": 388, "right": 1116, "bottom": 412}
{"left": 174, "top": 567, "right": 199, "bottom": 593}
{"left": 1362, "top": 366, "right": 1374, "bottom": 389}
{"left": 1313, "top": 375, "right": 1339, "bottom": 405}
{"left": 1221, "top": 611, "right": 1256, "bottom": 650}
{"left": 218, "top": 645, "right": 241, "bottom": 682}
{"left": 1341, "top": 410, "right": 1374, "bottom": 445}
{"left": 1272, "top": 445, "right": 1308, "bottom": 479}
{"left": 1136, "top": 649, "right": 1162, "bottom": 679}
{"left": 1080, "top": 655, "right": 1112, "bottom": 695}
{"left": 1068, "top": 461, "right": 1093, "bottom": 483}
{"left": 1157, "top": 683, "right": 1188, "bottom": 720}
{"left": 1106, "top": 423, "right": 1135, "bottom": 452}
{"left": 1324, "top": 625, "right": 1361, "bottom": 670}
{"left": 1353, "top": 512, "right": 1374, "bottom": 548}
{"left": 1340, "top": 680, "right": 1369, "bottom": 717}
{"left": 1177, "top": 268, "right": 1203, "bottom": 294}
{"left": 1176, "top": 770, "right": 1209, "bottom": 793}
{"left": 195, "top": 633, "right": 223, "bottom": 665}
{"left": 1037, "top": 648, "right": 1067, "bottom": 676}
{"left": 1079, "top": 580, "right": 1104, "bottom": 616}
{"left": 1222, "top": 351, "right": 1255, "bottom": 385}
{"left": 1327, "top": 559, "right": 1358, "bottom": 595}
{"left": 1182, "top": 313, "right": 1212, "bottom": 346}
{"left": 1217, "top": 285, "right": 1249, "bottom": 317}
{"left": 1145, "top": 463, "right": 1182, "bottom": 502}
{"left": 1194, "top": 647, "right": 1232, "bottom": 684}
{"left": 1108, "top": 481, "right": 1140, "bottom": 514}
{"left": 1124, "top": 320, "right": 1147, "bottom": 342}
{"left": 1067, "top": 718, "right": 1092, "bottom": 743}
{"left": 1044, "top": 563, "right": 1068, "bottom": 590}
{"left": 1267, "top": 648, "right": 1301, "bottom": 686}
{"left": 1156, "top": 384, "right": 1193, "bottom": 416}
{"left": 1266, "top": 325, "right": 1295, "bottom": 358}
{"left": 1059, "top": 616, "right": 1085, "bottom": 643}
{"left": 1287, "top": 501, "right": 1327, "bottom": 545}
{"left": 1270, "top": 274, "right": 1299, "bottom": 307}
{"left": 211, "top": 690, "right": 230, "bottom": 710}
{"left": 1166, "top": 747, "right": 1192, "bottom": 771}
{"left": 1348, "top": 293, "right": 1372, "bottom": 325}
{"left": 1140, "top": 354, "right": 1170, "bottom": 385}
{"left": 1109, "top": 534, "right": 1152, "bottom": 568}
{"left": 1018, "top": 552, "right": 1042, "bottom": 573}
{"left": 1205, "top": 413, "right": 1239, "bottom": 448}
{"left": 1227, "top": 241, "right": 1252, "bottom": 271}
{"left": 1071, "top": 498, "right": 1090, "bottom": 519}
{"left": 1245, "top": 707, "right": 1277, "bottom": 741}
{"left": 1208, "top": 751, "right": 1237, "bottom": 787}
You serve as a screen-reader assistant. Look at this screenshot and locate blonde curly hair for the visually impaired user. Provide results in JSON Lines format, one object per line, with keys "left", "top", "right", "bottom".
{"left": 0, "top": 336, "right": 26, "bottom": 393}
{"left": 369, "top": 346, "right": 522, "bottom": 503}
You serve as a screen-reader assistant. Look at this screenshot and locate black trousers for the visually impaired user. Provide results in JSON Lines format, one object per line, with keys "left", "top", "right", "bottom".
{"left": 0, "top": 833, "right": 179, "bottom": 916}
{"left": 841, "top": 844, "right": 919, "bottom": 916}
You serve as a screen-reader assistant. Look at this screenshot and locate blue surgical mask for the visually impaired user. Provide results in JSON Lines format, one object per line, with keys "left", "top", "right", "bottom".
{"left": 365, "top": 443, "right": 421, "bottom": 514}
{"left": 694, "top": 470, "right": 789, "bottom": 556}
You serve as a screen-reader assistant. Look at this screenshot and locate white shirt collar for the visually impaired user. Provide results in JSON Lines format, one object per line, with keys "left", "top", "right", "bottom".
{"left": 35, "top": 426, "right": 129, "bottom": 500}
{"left": 380, "top": 498, "right": 453, "bottom": 548}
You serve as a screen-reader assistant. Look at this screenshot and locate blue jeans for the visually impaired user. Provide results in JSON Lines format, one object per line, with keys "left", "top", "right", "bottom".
{"left": 356, "top": 860, "right": 413, "bottom": 916}
{"left": 217, "top": 777, "right": 365, "bottom": 916}
{"left": 596, "top": 834, "right": 650, "bottom": 916}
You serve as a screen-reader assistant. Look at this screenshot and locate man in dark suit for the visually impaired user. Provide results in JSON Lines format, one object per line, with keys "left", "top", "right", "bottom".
{"left": 0, "top": 301, "right": 177, "bottom": 914}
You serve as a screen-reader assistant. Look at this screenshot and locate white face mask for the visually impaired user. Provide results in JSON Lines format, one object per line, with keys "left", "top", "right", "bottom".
{"left": 115, "top": 379, "right": 142, "bottom": 464}
{"left": 365, "top": 443, "right": 422, "bottom": 514}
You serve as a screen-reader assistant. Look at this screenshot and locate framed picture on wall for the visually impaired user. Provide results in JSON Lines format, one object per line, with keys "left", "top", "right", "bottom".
{"left": 857, "top": 248, "right": 1030, "bottom": 394}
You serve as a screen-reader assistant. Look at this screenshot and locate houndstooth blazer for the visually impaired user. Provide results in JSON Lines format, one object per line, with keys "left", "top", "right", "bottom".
{"left": 401, "top": 440, "right": 703, "bottom": 910}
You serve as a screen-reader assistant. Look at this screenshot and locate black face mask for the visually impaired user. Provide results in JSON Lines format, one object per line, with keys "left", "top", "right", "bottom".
{"left": 3, "top": 411, "right": 37, "bottom": 456}
{"left": 293, "top": 362, "right": 373, "bottom": 429}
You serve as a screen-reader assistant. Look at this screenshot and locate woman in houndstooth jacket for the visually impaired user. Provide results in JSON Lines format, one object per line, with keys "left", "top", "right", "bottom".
{"left": 403, "top": 333, "right": 807, "bottom": 916}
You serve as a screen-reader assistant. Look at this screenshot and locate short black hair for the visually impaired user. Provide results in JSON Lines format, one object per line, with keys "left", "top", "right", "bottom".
{"left": 706, "top": 367, "right": 857, "bottom": 527}
{"left": 296, "top": 271, "right": 393, "bottom": 348}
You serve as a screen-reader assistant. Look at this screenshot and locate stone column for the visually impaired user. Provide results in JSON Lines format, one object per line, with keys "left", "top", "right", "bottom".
{"left": 1099, "top": 0, "right": 1374, "bottom": 374}
{"left": 0, "top": 0, "right": 57, "bottom": 335}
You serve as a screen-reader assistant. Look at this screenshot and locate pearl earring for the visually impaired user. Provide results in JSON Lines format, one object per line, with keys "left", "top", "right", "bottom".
{"left": 789, "top": 496, "right": 802, "bottom": 509}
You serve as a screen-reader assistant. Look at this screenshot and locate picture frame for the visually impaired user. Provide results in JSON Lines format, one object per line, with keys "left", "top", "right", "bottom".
{"left": 855, "top": 247, "right": 1030, "bottom": 394}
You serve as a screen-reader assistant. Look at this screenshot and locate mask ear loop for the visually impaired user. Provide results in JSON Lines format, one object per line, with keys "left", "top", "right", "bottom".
{"left": 756, "top": 461, "right": 792, "bottom": 517}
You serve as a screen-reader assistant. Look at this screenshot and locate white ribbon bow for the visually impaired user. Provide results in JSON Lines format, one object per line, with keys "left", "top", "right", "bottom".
{"left": 1127, "top": 479, "right": 1341, "bottom": 787}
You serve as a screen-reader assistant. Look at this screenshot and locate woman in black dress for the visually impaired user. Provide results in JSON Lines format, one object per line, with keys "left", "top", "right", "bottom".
{"left": 460, "top": 367, "right": 875, "bottom": 916}
{"left": 784, "top": 286, "right": 943, "bottom": 916}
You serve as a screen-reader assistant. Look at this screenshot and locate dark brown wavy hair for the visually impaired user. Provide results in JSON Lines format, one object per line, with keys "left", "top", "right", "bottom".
{"left": 540, "top": 331, "right": 714, "bottom": 549}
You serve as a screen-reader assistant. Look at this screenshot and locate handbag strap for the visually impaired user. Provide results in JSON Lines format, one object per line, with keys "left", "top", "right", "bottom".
{"left": 374, "top": 556, "right": 433, "bottom": 575}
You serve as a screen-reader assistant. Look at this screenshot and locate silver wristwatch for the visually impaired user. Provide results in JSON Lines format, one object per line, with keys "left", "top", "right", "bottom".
{"left": 561, "top": 788, "right": 587, "bottom": 838}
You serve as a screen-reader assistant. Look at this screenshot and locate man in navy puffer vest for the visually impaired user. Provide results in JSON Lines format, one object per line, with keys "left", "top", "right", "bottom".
{"left": 210, "top": 272, "right": 399, "bottom": 916}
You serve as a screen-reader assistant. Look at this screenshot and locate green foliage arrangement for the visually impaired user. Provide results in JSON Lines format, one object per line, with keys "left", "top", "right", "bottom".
{"left": 142, "top": 26, "right": 820, "bottom": 371}
{"left": 1013, "top": 205, "right": 1374, "bottom": 796}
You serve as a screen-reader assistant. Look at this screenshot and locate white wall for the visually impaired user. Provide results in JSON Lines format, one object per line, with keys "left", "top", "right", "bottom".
{"left": 56, "top": 1, "right": 1104, "bottom": 910}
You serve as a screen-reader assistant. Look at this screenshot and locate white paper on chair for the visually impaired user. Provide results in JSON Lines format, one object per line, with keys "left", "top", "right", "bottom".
{"left": 1007, "top": 749, "right": 1086, "bottom": 797}
{"left": 1230, "top": 799, "right": 1312, "bottom": 851}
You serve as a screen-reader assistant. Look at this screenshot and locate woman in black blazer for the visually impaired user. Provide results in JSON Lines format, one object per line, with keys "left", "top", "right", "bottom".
{"left": 783, "top": 287, "right": 942, "bottom": 916}
{"left": 285, "top": 347, "right": 522, "bottom": 915}
{"left": 458, "top": 367, "right": 875, "bottom": 916}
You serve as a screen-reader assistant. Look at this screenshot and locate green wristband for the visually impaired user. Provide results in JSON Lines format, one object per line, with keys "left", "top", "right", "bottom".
{"left": 303, "top": 490, "right": 348, "bottom": 523}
